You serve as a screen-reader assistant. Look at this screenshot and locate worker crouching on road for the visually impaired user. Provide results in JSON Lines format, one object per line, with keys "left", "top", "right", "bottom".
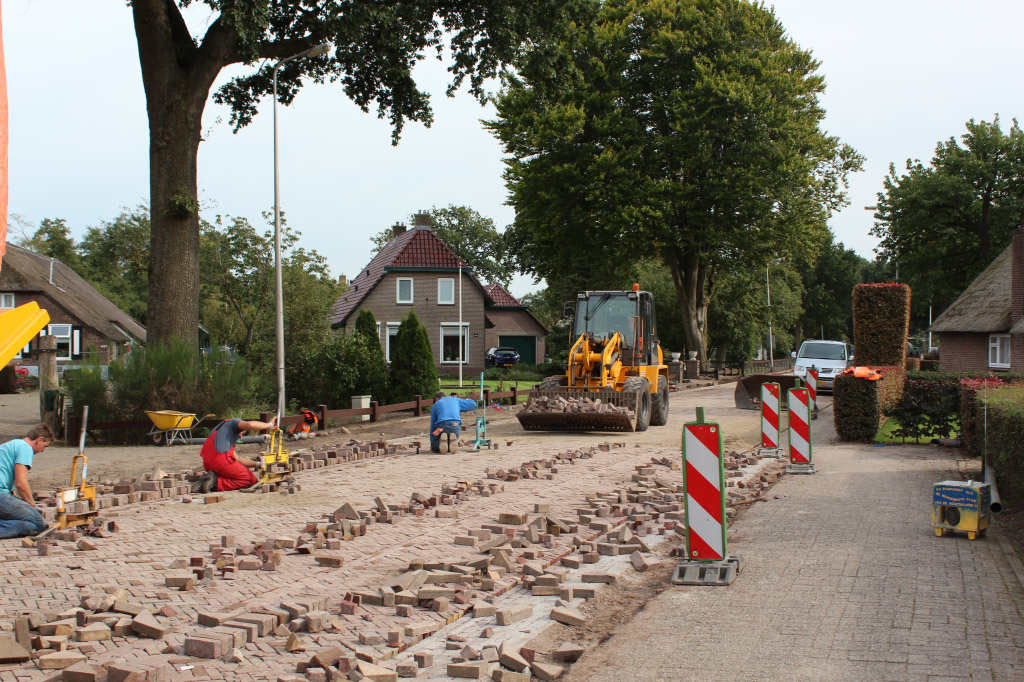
{"left": 194, "top": 418, "right": 277, "bottom": 493}
{"left": 429, "top": 391, "right": 478, "bottom": 453}
{"left": 0, "top": 424, "right": 53, "bottom": 539}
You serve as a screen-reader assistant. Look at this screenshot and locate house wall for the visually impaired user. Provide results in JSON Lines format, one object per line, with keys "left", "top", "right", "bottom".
{"left": 938, "top": 332, "right": 998, "bottom": 374}
{"left": 485, "top": 310, "right": 547, "bottom": 364}
{"left": 345, "top": 271, "right": 487, "bottom": 375}
{"left": 0, "top": 291, "right": 117, "bottom": 367}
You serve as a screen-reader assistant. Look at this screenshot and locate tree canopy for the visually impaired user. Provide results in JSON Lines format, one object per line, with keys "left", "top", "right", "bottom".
{"left": 370, "top": 206, "right": 515, "bottom": 286}
{"left": 131, "top": 0, "right": 584, "bottom": 344}
{"left": 871, "top": 116, "right": 1024, "bottom": 322}
{"left": 486, "top": 0, "right": 861, "bottom": 364}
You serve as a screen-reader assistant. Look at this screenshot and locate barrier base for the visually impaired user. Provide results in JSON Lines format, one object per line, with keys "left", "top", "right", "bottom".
{"left": 670, "top": 556, "right": 740, "bottom": 586}
{"left": 786, "top": 462, "right": 816, "bottom": 475}
{"left": 756, "top": 447, "right": 783, "bottom": 459}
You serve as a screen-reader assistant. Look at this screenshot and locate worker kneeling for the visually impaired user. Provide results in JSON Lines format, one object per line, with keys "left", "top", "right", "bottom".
{"left": 195, "top": 418, "right": 277, "bottom": 492}
{"left": 430, "top": 391, "right": 478, "bottom": 454}
{"left": 0, "top": 424, "right": 53, "bottom": 539}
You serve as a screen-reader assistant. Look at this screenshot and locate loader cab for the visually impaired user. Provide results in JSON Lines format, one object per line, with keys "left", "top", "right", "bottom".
{"left": 573, "top": 290, "right": 659, "bottom": 366}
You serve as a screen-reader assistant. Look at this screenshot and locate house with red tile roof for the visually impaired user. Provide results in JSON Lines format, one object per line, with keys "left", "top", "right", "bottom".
{"left": 330, "top": 214, "right": 547, "bottom": 374}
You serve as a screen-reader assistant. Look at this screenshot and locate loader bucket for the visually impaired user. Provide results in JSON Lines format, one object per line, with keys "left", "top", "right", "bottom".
{"left": 734, "top": 374, "right": 799, "bottom": 410}
{"left": 517, "top": 387, "right": 638, "bottom": 432}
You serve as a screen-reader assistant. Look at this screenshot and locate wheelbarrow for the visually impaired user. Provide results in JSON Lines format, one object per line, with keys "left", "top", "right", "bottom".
{"left": 145, "top": 410, "right": 216, "bottom": 446}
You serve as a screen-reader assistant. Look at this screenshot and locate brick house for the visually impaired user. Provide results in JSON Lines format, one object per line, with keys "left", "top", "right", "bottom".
{"left": 931, "top": 228, "right": 1024, "bottom": 373}
{"left": 1, "top": 243, "right": 146, "bottom": 373}
{"left": 329, "top": 217, "right": 546, "bottom": 375}
{"left": 482, "top": 283, "right": 547, "bottom": 365}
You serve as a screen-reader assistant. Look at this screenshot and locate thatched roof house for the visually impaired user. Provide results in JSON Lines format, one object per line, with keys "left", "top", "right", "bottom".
{"left": 931, "top": 229, "right": 1023, "bottom": 373}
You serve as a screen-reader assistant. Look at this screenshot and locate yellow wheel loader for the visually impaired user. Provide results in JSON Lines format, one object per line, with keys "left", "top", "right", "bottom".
{"left": 517, "top": 286, "right": 669, "bottom": 432}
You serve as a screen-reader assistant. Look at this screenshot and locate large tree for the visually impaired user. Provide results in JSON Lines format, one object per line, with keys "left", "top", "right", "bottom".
{"left": 871, "top": 117, "right": 1024, "bottom": 323}
{"left": 487, "top": 0, "right": 861, "bottom": 365}
{"left": 796, "top": 236, "right": 867, "bottom": 343}
{"left": 370, "top": 205, "right": 515, "bottom": 286}
{"left": 131, "top": 1, "right": 582, "bottom": 345}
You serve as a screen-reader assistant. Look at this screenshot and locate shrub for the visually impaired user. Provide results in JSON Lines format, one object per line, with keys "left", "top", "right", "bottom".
{"left": 979, "top": 385, "right": 1024, "bottom": 501}
{"left": 885, "top": 372, "right": 960, "bottom": 442}
{"left": 352, "top": 310, "right": 388, "bottom": 401}
{"left": 959, "top": 375, "right": 1024, "bottom": 456}
{"left": 289, "top": 333, "right": 386, "bottom": 408}
{"left": 852, "top": 283, "right": 910, "bottom": 366}
{"left": 834, "top": 373, "right": 879, "bottom": 442}
{"left": 63, "top": 362, "right": 117, "bottom": 424}
{"left": 389, "top": 311, "right": 438, "bottom": 402}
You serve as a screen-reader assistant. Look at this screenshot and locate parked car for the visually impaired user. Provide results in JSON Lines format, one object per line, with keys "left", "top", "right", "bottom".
{"left": 486, "top": 346, "right": 521, "bottom": 368}
{"left": 791, "top": 339, "right": 850, "bottom": 392}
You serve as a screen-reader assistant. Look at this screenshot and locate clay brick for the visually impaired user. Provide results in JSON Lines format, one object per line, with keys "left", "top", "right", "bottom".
{"left": 0, "top": 634, "right": 31, "bottom": 662}
{"left": 196, "top": 611, "right": 231, "bottom": 627}
{"left": 60, "top": 661, "right": 103, "bottom": 681}
{"left": 413, "top": 651, "right": 433, "bottom": 667}
{"left": 552, "top": 643, "right": 584, "bottom": 663}
{"left": 131, "top": 611, "right": 168, "bottom": 639}
{"left": 447, "top": 662, "right": 485, "bottom": 679}
{"left": 314, "top": 554, "right": 344, "bottom": 568}
{"left": 531, "top": 585, "right": 561, "bottom": 596}
{"left": 396, "top": 659, "right": 419, "bottom": 677}
{"left": 105, "top": 662, "right": 148, "bottom": 681}
{"left": 37, "top": 649, "right": 87, "bottom": 669}
{"left": 72, "top": 623, "right": 111, "bottom": 642}
{"left": 492, "top": 671, "right": 530, "bottom": 682}
{"left": 498, "top": 512, "right": 527, "bottom": 525}
{"left": 550, "top": 606, "right": 586, "bottom": 627}
{"left": 356, "top": 660, "right": 399, "bottom": 681}
{"left": 233, "top": 612, "right": 277, "bottom": 636}
{"left": 495, "top": 604, "right": 532, "bottom": 625}
{"left": 184, "top": 635, "right": 223, "bottom": 659}
{"left": 499, "top": 648, "right": 529, "bottom": 672}
{"left": 581, "top": 572, "right": 616, "bottom": 584}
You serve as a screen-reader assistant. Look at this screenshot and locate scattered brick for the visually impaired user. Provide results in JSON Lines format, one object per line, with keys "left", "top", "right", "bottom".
{"left": 496, "top": 604, "right": 533, "bottom": 626}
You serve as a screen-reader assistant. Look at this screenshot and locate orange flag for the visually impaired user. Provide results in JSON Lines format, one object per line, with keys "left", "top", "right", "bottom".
{"left": 0, "top": 1, "right": 8, "bottom": 271}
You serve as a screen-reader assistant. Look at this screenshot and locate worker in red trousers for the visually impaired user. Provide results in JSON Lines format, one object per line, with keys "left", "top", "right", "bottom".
{"left": 194, "top": 417, "right": 277, "bottom": 492}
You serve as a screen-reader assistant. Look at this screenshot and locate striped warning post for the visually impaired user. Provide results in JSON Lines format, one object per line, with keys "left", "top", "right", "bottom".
{"left": 683, "top": 416, "right": 727, "bottom": 561}
{"left": 806, "top": 368, "right": 818, "bottom": 411}
{"left": 788, "top": 387, "right": 812, "bottom": 464}
{"left": 760, "top": 382, "right": 781, "bottom": 449}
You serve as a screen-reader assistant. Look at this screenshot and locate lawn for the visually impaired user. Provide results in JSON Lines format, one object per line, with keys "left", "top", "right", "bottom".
{"left": 440, "top": 378, "right": 542, "bottom": 395}
{"left": 874, "top": 416, "right": 961, "bottom": 444}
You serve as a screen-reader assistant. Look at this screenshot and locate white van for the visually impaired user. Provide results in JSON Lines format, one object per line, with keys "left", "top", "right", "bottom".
{"left": 792, "top": 340, "right": 850, "bottom": 392}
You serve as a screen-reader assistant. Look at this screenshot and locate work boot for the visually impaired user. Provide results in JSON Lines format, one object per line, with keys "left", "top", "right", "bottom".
{"left": 201, "top": 472, "right": 218, "bottom": 493}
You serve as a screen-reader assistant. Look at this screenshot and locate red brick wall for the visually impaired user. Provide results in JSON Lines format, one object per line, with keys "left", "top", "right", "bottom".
{"left": 2, "top": 292, "right": 117, "bottom": 367}
{"left": 938, "top": 332, "right": 990, "bottom": 373}
{"left": 1014, "top": 334, "right": 1024, "bottom": 374}
{"left": 1013, "top": 229, "right": 1024, "bottom": 325}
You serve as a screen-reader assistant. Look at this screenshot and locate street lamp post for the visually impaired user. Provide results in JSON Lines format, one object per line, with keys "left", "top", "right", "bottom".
{"left": 766, "top": 264, "right": 774, "bottom": 372}
{"left": 272, "top": 43, "right": 329, "bottom": 422}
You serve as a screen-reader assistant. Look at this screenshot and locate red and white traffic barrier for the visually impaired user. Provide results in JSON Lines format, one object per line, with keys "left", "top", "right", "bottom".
{"left": 760, "top": 382, "right": 781, "bottom": 451}
{"left": 806, "top": 368, "right": 818, "bottom": 412}
{"left": 788, "top": 387, "right": 813, "bottom": 468}
{"left": 683, "top": 418, "right": 727, "bottom": 560}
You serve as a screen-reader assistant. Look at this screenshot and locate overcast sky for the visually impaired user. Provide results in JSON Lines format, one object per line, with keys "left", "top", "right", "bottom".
{"left": 5, "top": 1, "right": 1024, "bottom": 298}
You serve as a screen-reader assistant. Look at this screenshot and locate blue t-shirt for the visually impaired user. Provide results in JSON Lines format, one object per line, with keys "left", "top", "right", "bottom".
{"left": 430, "top": 397, "right": 478, "bottom": 431}
{"left": 0, "top": 439, "right": 34, "bottom": 494}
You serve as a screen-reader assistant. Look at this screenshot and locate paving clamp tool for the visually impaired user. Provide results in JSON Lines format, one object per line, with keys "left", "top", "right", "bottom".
{"left": 242, "top": 426, "right": 294, "bottom": 491}
{"left": 35, "top": 406, "right": 100, "bottom": 540}
{"left": 471, "top": 372, "right": 491, "bottom": 451}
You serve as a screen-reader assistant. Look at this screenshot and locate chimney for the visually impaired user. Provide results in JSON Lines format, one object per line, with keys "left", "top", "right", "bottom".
{"left": 390, "top": 222, "right": 407, "bottom": 239}
{"left": 1013, "top": 225, "right": 1024, "bottom": 324}
{"left": 339, "top": 274, "right": 348, "bottom": 288}
{"left": 412, "top": 211, "right": 432, "bottom": 230}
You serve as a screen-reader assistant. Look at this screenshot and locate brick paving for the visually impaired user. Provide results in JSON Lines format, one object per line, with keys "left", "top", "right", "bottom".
{"left": 566, "top": 407, "right": 1024, "bottom": 682}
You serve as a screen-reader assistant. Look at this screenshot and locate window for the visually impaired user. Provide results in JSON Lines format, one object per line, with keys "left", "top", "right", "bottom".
{"left": 0, "top": 293, "right": 14, "bottom": 309}
{"left": 441, "top": 323, "right": 469, "bottom": 364}
{"left": 438, "top": 278, "right": 455, "bottom": 305}
{"left": 376, "top": 321, "right": 381, "bottom": 341}
{"left": 385, "top": 323, "right": 401, "bottom": 363}
{"left": 396, "top": 278, "right": 413, "bottom": 304}
{"left": 47, "top": 324, "right": 74, "bottom": 361}
{"left": 989, "top": 334, "right": 1011, "bottom": 369}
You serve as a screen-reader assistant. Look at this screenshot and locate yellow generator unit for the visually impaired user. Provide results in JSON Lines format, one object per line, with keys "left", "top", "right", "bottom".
{"left": 932, "top": 480, "right": 990, "bottom": 540}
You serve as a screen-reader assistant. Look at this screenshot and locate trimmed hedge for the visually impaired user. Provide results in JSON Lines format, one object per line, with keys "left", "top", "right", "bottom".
{"left": 833, "top": 365, "right": 904, "bottom": 442}
{"left": 976, "top": 385, "right": 1024, "bottom": 501}
{"left": 884, "top": 372, "right": 961, "bottom": 442}
{"left": 852, "top": 283, "right": 911, "bottom": 366}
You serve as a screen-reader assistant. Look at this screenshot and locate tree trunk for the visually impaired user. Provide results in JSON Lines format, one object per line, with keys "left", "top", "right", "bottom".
{"left": 665, "top": 246, "right": 709, "bottom": 368}
{"left": 133, "top": 2, "right": 230, "bottom": 346}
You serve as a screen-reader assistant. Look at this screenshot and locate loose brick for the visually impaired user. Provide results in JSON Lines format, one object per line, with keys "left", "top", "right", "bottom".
{"left": 130, "top": 611, "right": 168, "bottom": 639}
{"left": 37, "top": 649, "right": 87, "bottom": 669}
{"left": 495, "top": 604, "right": 532, "bottom": 626}
{"left": 59, "top": 661, "right": 103, "bottom": 681}
{"left": 580, "top": 572, "right": 616, "bottom": 584}
{"left": 550, "top": 607, "right": 586, "bottom": 627}
{"left": 314, "top": 554, "right": 345, "bottom": 568}
{"left": 492, "top": 671, "right": 530, "bottom": 682}
{"left": 72, "top": 623, "right": 111, "bottom": 642}
{"left": 356, "top": 660, "right": 399, "bottom": 681}
{"left": 499, "top": 649, "right": 529, "bottom": 672}
{"left": 447, "top": 662, "right": 485, "bottom": 679}
{"left": 184, "top": 635, "right": 223, "bottom": 659}
{"left": 530, "top": 662, "right": 565, "bottom": 681}
{"left": 413, "top": 652, "right": 433, "bottom": 668}
{"left": 396, "top": 659, "right": 419, "bottom": 678}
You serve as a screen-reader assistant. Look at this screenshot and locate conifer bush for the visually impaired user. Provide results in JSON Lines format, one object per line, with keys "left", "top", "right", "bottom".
{"left": 389, "top": 310, "right": 439, "bottom": 402}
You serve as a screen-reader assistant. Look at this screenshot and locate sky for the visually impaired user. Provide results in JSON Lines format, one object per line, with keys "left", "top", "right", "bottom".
{"left": 5, "top": 1, "right": 1024, "bottom": 299}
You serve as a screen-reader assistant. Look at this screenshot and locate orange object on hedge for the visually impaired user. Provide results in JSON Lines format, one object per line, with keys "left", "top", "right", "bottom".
{"left": 840, "top": 366, "right": 883, "bottom": 381}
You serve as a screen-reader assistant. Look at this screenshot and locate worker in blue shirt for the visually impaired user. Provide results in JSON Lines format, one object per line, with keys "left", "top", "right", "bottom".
{"left": 429, "top": 391, "right": 478, "bottom": 453}
{"left": 0, "top": 424, "right": 53, "bottom": 539}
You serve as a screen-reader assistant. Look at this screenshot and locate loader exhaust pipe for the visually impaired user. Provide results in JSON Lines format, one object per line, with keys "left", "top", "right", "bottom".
{"left": 984, "top": 461, "right": 1003, "bottom": 513}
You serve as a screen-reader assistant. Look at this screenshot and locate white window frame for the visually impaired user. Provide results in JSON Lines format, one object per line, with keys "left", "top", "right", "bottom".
{"left": 376, "top": 321, "right": 381, "bottom": 342}
{"left": 989, "top": 334, "right": 1011, "bottom": 369}
{"left": 440, "top": 323, "right": 470, "bottom": 364}
{"left": 0, "top": 293, "right": 14, "bottom": 309}
{"left": 437, "top": 278, "right": 455, "bottom": 305}
{"left": 385, "top": 323, "right": 401, "bottom": 363}
{"left": 47, "top": 323, "right": 74, "bottom": 361}
{"left": 396, "top": 277, "right": 414, "bottom": 304}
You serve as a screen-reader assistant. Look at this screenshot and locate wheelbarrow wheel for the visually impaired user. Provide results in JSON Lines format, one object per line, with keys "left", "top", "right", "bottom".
{"left": 151, "top": 432, "right": 166, "bottom": 445}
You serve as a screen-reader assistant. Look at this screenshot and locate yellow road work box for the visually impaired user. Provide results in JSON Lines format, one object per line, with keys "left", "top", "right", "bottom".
{"left": 932, "top": 480, "right": 990, "bottom": 540}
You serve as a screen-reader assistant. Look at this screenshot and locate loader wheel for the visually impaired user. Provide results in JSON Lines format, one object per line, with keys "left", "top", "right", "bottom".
{"left": 622, "top": 377, "right": 651, "bottom": 432}
{"left": 650, "top": 375, "right": 670, "bottom": 426}
{"left": 539, "top": 375, "right": 566, "bottom": 391}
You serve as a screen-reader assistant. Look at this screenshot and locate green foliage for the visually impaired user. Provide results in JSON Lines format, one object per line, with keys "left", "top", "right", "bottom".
{"left": 976, "top": 385, "right": 1024, "bottom": 501}
{"left": 852, "top": 283, "right": 911, "bottom": 366}
{"left": 834, "top": 374, "right": 881, "bottom": 442}
{"left": 78, "top": 206, "right": 151, "bottom": 323}
{"left": 62, "top": 363, "right": 116, "bottom": 424}
{"left": 288, "top": 333, "right": 388, "bottom": 408}
{"left": 388, "top": 311, "right": 439, "bottom": 402}
{"left": 353, "top": 310, "right": 388, "bottom": 401}
{"left": 19, "top": 218, "right": 81, "bottom": 271}
{"left": 884, "top": 373, "right": 961, "bottom": 442}
{"left": 872, "top": 117, "right": 1024, "bottom": 327}
{"left": 487, "top": 0, "right": 862, "bottom": 365}
{"left": 109, "top": 339, "right": 251, "bottom": 420}
{"left": 371, "top": 206, "right": 516, "bottom": 287}
{"left": 799, "top": 237, "right": 867, "bottom": 342}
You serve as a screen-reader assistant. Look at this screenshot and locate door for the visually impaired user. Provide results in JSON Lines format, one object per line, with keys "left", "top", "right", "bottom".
{"left": 498, "top": 335, "right": 536, "bottom": 365}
